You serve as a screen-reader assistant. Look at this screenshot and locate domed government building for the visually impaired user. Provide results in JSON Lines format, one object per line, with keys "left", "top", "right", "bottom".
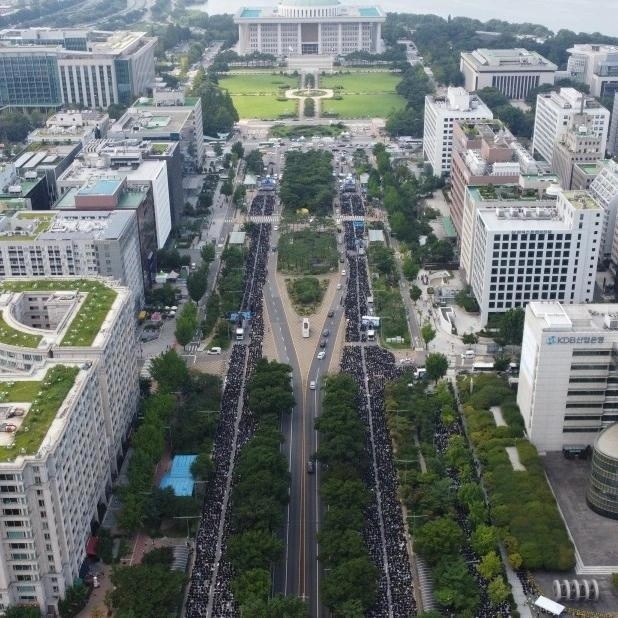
{"left": 234, "top": 0, "right": 385, "bottom": 57}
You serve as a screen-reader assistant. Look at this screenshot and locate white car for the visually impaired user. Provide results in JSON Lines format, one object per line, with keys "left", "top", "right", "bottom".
{"left": 273, "top": 225, "right": 279, "bottom": 231}
{"left": 336, "top": 283, "right": 342, "bottom": 290}
{"left": 317, "top": 351, "right": 325, "bottom": 360}
{"left": 309, "top": 380, "right": 316, "bottom": 390}
{"left": 341, "top": 270, "right": 346, "bottom": 276}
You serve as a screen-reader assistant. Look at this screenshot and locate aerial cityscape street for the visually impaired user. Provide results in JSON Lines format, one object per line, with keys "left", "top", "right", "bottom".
{"left": 1, "top": 0, "right": 618, "bottom": 617}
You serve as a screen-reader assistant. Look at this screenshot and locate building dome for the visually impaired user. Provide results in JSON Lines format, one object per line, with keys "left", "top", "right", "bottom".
{"left": 587, "top": 423, "right": 618, "bottom": 520}
{"left": 278, "top": 0, "right": 342, "bottom": 17}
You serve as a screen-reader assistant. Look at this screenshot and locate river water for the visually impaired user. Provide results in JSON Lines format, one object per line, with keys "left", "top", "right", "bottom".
{"left": 188, "top": 0, "right": 618, "bottom": 37}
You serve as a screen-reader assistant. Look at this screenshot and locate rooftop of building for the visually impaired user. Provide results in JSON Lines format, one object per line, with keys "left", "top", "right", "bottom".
{"left": 568, "top": 43, "right": 618, "bottom": 55}
{"left": 596, "top": 423, "right": 618, "bottom": 459}
{"left": 528, "top": 301, "right": 618, "bottom": 335}
{"left": 537, "top": 87, "right": 608, "bottom": 111}
{"left": 235, "top": 2, "right": 384, "bottom": 19}
{"left": 0, "top": 278, "right": 120, "bottom": 348}
{"left": 109, "top": 106, "right": 194, "bottom": 135}
{"left": 0, "top": 28, "right": 153, "bottom": 57}
{"left": 12, "top": 142, "right": 78, "bottom": 174}
{"left": 563, "top": 190, "right": 599, "bottom": 209}
{"left": 427, "top": 88, "right": 492, "bottom": 114}
{"left": 0, "top": 211, "right": 54, "bottom": 240}
{"left": 468, "top": 183, "right": 552, "bottom": 203}
{"left": 0, "top": 209, "right": 134, "bottom": 243}
{"left": 458, "top": 118, "right": 510, "bottom": 140}
{"left": 462, "top": 48, "right": 557, "bottom": 71}
{"left": 133, "top": 95, "right": 199, "bottom": 108}
{"left": 27, "top": 111, "right": 108, "bottom": 143}
{"left": 0, "top": 363, "right": 81, "bottom": 463}
{"left": 54, "top": 184, "right": 148, "bottom": 210}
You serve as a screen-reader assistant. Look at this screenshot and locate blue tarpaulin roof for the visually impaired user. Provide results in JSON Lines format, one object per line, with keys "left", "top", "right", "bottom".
{"left": 159, "top": 454, "right": 198, "bottom": 496}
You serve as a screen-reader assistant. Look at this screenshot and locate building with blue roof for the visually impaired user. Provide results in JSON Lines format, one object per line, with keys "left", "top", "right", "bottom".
{"left": 234, "top": 0, "right": 385, "bottom": 56}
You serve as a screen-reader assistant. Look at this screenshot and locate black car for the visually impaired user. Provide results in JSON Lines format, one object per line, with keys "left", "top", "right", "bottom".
{"left": 306, "top": 460, "right": 315, "bottom": 474}
{"left": 327, "top": 310, "right": 335, "bottom": 318}
{"left": 319, "top": 338, "right": 327, "bottom": 348}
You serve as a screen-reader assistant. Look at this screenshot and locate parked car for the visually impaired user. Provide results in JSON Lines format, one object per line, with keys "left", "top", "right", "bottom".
{"left": 317, "top": 350, "right": 325, "bottom": 360}
{"left": 207, "top": 347, "right": 222, "bottom": 355}
{"left": 327, "top": 310, "right": 334, "bottom": 318}
{"left": 322, "top": 329, "right": 330, "bottom": 337}
{"left": 319, "top": 338, "right": 327, "bottom": 348}
{"left": 306, "top": 460, "right": 315, "bottom": 474}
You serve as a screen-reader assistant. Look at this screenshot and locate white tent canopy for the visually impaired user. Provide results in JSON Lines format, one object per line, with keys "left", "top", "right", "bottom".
{"left": 534, "top": 596, "right": 565, "bottom": 615}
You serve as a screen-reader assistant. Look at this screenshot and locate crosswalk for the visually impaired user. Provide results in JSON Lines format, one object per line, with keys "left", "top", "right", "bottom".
{"left": 185, "top": 341, "right": 200, "bottom": 353}
{"left": 247, "top": 215, "right": 281, "bottom": 223}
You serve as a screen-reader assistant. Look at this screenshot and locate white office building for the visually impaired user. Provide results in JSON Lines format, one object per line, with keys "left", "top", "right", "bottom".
{"left": 463, "top": 188, "right": 602, "bottom": 325}
{"left": 423, "top": 87, "right": 493, "bottom": 176}
{"left": 567, "top": 44, "right": 618, "bottom": 98}
{"left": 532, "top": 88, "right": 610, "bottom": 164}
{"left": 57, "top": 142, "right": 171, "bottom": 248}
{"left": 0, "top": 277, "right": 138, "bottom": 614}
{"left": 0, "top": 210, "right": 144, "bottom": 307}
{"left": 460, "top": 48, "right": 557, "bottom": 100}
{"left": 588, "top": 159, "right": 618, "bottom": 263}
{"left": 26, "top": 111, "right": 109, "bottom": 146}
{"left": 518, "top": 301, "right": 618, "bottom": 452}
{"left": 234, "top": 0, "right": 385, "bottom": 57}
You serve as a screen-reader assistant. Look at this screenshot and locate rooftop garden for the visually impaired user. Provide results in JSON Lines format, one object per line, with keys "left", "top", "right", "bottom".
{"left": 0, "top": 279, "right": 117, "bottom": 347}
{"left": 475, "top": 185, "right": 540, "bottom": 201}
{"left": 0, "top": 365, "right": 79, "bottom": 462}
{"left": 2, "top": 212, "right": 54, "bottom": 240}
{"left": 0, "top": 312, "right": 43, "bottom": 348}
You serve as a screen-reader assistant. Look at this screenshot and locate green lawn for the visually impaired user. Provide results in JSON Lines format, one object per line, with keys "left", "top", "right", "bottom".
{"left": 218, "top": 73, "right": 299, "bottom": 94}
{"left": 1, "top": 279, "right": 117, "bottom": 347}
{"left": 320, "top": 71, "right": 402, "bottom": 94}
{"left": 321, "top": 94, "right": 406, "bottom": 119}
{"left": 230, "top": 95, "right": 297, "bottom": 120}
{"left": 0, "top": 312, "right": 43, "bottom": 348}
{"left": 0, "top": 365, "right": 79, "bottom": 462}
{"left": 278, "top": 230, "right": 338, "bottom": 275}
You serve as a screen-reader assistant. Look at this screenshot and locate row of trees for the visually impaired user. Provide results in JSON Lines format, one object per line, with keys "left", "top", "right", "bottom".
{"left": 190, "top": 68, "right": 239, "bottom": 136}
{"left": 385, "top": 64, "right": 434, "bottom": 137}
{"left": 175, "top": 300, "right": 198, "bottom": 346}
{"left": 279, "top": 150, "right": 335, "bottom": 216}
{"left": 385, "top": 377, "right": 512, "bottom": 615}
{"left": 458, "top": 374, "right": 576, "bottom": 571}
{"left": 315, "top": 374, "right": 378, "bottom": 614}
{"left": 226, "top": 359, "right": 306, "bottom": 616}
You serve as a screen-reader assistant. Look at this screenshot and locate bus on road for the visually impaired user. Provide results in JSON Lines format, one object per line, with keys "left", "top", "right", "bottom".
{"left": 302, "top": 318, "right": 310, "bottom": 338}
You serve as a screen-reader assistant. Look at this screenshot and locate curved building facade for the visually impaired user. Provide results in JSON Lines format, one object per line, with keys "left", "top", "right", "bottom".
{"left": 587, "top": 423, "right": 618, "bottom": 519}
{"left": 235, "top": 0, "right": 384, "bottom": 56}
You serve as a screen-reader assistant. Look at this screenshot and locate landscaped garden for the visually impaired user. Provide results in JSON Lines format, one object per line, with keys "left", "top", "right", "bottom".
{"left": 0, "top": 311, "right": 43, "bottom": 348}
{"left": 270, "top": 123, "right": 346, "bottom": 139}
{"left": 320, "top": 71, "right": 406, "bottom": 119}
{"left": 277, "top": 229, "right": 338, "bottom": 275}
{"left": 0, "top": 279, "right": 118, "bottom": 347}
{"left": 218, "top": 72, "right": 299, "bottom": 119}
{"left": 457, "top": 373, "right": 575, "bottom": 571}
{"left": 0, "top": 365, "right": 79, "bottom": 462}
{"left": 285, "top": 276, "right": 328, "bottom": 314}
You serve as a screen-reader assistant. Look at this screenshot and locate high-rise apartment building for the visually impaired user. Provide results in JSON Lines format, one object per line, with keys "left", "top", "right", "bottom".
{"left": 608, "top": 92, "right": 618, "bottom": 157}
{"left": 551, "top": 113, "right": 606, "bottom": 190}
{"left": 518, "top": 301, "right": 618, "bottom": 452}
{"left": 588, "top": 159, "right": 618, "bottom": 268}
{"left": 532, "top": 88, "right": 610, "bottom": 164}
{"left": 0, "top": 277, "right": 138, "bottom": 613}
{"left": 0, "top": 210, "right": 144, "bottom": 307}
{"left": 460, "top": 48, "right": 557, "bottom": 100}
{"left": 567, "top": 44, "right": 618, "bottom": 98}
{"left": 462, "top": 188, "right": 602, "bottom": 325}
{"left": 423, "top": 87, "right": 493, "bottom": 176}
{"left": 234, "top": 0, "right": 385, "bottom": 56}
{"left": 0, "top": 29, "right": 156, "bottom": 108}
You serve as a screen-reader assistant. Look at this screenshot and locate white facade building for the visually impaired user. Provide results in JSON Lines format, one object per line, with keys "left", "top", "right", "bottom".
{"left": 0, "top": 210, "right": 144, "bottom": 307}
{"left": 57, "top": 143, "right": 171, "bottom": 248}
{"left": 423, "top": 87, "right": 493, "bottom": 176}
{"left": 0, "top": 278, "right": 138, "bottom": 614}
{"left": 460, "top": 48, "right": 557, "bottom": 100}
{"left": 234, "top": 0, "right": 385, "bottom": 56}
{"left": 532, "top": 88, "right": 610, "bottom": 165}
{"left": 463, "top": 188, "right": 602, "bottom": 325}
{"left": 567, "top": 44, "right": 618, "bottom": 98}
{"left": 26, "top": 111, "right": 109, "bottom": 146}
{"left": 518, "top": 301, "right": 618, "bottom": 452}
{"left": 609, "top": 92, "right": 618, "bottom": 157}
{"left": 588, "top": 159, "right": 618, "bottom": 263}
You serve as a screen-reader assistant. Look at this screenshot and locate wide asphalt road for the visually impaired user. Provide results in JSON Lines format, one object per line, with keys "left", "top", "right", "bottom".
{"left": 264, "top": 227, "right": 346, "bottom": 617}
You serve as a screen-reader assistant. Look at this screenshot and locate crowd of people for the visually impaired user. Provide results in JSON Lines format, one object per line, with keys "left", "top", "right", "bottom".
{"left": 248, "top": 193, "right": 275, "bottom": 216}
{"left": 340, "top": 345, "right": 416, "bottom": 617}
{"left": 340, "top": 192, "right": 365, "bottom": 216}
{"left": 343, "top": 221, "right": 371, "bottom": 342}
{"left": 186, "top": 224, "right": 271, "bottom": 618}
